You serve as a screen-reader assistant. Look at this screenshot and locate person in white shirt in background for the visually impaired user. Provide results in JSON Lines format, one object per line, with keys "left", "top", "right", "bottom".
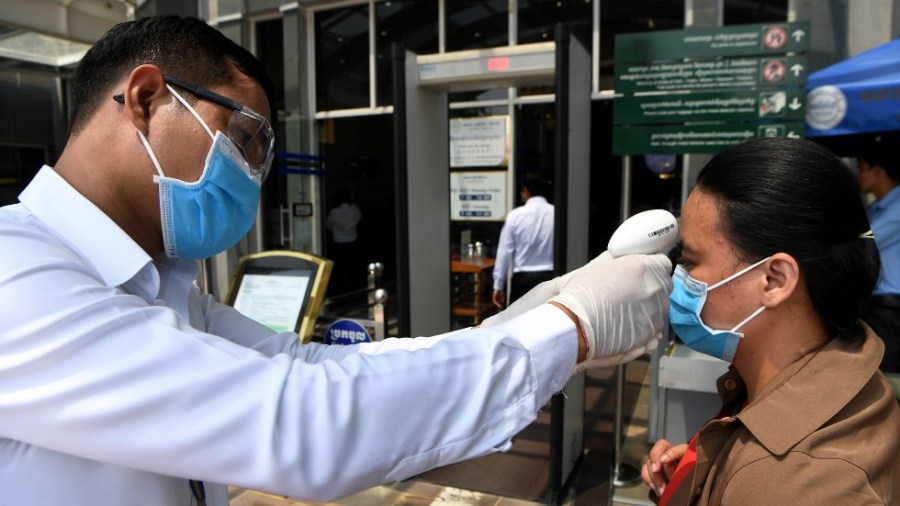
{"left": 493, "top": 170, "right": 555, "bottom": 309}
{"left": 325, "top": 187, "right": 363, "bottom": 293}
{"left": 0, "top": 15, "right": 673, "bottom": 506}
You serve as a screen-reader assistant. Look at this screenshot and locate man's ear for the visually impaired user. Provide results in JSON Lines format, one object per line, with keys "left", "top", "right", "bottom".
{"left": 761, "top": 252, "right": 799, "bottom": 308}
{"left": 120, "top": 65, "right": 168, "bottom": 134}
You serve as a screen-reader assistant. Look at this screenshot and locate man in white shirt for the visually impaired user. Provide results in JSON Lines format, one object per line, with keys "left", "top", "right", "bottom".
{"left": 325, "top": 188, "right": 363, "bottom": 243}
{"left": 493, "top": 171, "right": 555, "bottom": 308}
{"left": 325, "top": 188, "right": 363, "bottom": 293}
{"left": 0, "top": 15, "right": 672, "bottom": 506}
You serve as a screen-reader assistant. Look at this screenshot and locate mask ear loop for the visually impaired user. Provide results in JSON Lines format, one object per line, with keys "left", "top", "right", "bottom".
{"left": 136, "top": 130, "right": 166, "bottom": 180}
{"left": 136, "top": 84, "right": 215, "bottom": 182}
{"left": 730, "top": 305, "right": 767, "bottom": 335}
{"left": 708, "top": 256, "right": 772, "bottom": 337}
{"left": 166, "top": 84, "right": 215, "bottom": 140}
{"left": 708, "top": 256, "right": 771, "bottom": 291}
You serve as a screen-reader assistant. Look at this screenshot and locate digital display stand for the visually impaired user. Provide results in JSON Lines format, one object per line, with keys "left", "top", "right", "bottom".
{"left": 225, "top": 251, "right": 332, "bottom": 342}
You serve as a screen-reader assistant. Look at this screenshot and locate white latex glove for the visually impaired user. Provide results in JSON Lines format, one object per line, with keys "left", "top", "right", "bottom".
{"left": 481, "top": 251, "right": 613, "bottom": 328}
{"left": 549, "top": 254, "right": 673, "bottom": 372}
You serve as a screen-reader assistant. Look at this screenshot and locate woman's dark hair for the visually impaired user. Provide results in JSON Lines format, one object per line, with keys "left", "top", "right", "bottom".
{"left": 696, "top": 137, "right": 880, "bottom": 342}
{"left": 69, "top": 15, "right": 275, "bottom": 136}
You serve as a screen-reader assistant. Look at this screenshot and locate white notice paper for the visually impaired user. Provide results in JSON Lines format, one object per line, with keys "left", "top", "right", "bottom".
{"left": 450, "top": 116, "right": 509, "bottom": 167}
{"left": 233, "top": 270, "right": 311, "bottom": 333}
{"left": 450, "top": 171, "right": 508, "bottom": 221}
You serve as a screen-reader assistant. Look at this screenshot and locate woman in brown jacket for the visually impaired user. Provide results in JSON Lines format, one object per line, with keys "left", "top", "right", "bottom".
{"left": 642, "top": 137, "right": 900, "bottom": 505}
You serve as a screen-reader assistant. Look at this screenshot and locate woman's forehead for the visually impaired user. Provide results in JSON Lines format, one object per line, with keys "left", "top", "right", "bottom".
{"left": 682, "top": 190, "right": 728, "bottom": 253}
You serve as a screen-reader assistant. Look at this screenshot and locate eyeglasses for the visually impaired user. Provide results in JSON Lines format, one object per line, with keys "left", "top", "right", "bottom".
{"left": 114, "top": 75, "right": 275, "bottom": 181}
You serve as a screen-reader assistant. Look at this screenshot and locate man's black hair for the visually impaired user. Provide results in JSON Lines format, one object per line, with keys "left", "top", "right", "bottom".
{"left": 69, "top": 15, "right": 275, "bottom": 136}
{"left": 333, "top": 188, "right": 352, "bottom": 206}
{"left": 520, "top": 170, "right": 549, "bottom": 198}
{"left": 859, "top": 139, "right": 900, "bottom": 183}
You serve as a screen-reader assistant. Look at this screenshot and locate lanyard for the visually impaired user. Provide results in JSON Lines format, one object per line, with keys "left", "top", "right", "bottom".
{"left": 190, "top": 480, "right": 206, "bottom": 506}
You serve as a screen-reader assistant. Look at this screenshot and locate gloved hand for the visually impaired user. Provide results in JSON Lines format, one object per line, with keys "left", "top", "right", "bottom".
{"left": 481, "top": 251, "right": 614, "bottom": 328}
{"left": 549, "top": 254, "right": 672, "bottom": 371}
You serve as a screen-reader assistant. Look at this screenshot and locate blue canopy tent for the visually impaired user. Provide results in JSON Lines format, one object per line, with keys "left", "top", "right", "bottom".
{"left": 806, "top": 39, "right": 900, "bottom": 153}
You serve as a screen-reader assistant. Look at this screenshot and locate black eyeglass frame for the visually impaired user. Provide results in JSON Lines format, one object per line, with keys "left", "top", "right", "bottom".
{"left": 113, "top": 75, "right": 275, "bottom": 181}
{"left": 112, "top": 76, "right": 245, "bottom": 111}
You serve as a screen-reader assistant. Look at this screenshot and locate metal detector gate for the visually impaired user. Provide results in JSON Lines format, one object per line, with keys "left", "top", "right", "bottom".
{"left": 392, "top": 26, "right": 590, "bottom": 504}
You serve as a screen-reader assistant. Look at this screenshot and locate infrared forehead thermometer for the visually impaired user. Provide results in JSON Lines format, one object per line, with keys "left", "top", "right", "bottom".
{"left": 607, "top": 209, "right": 679, "bottom": 258}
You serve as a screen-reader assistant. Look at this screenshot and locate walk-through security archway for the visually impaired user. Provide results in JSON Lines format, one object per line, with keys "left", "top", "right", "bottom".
{"left": 391, "top": 25, "right": 591, "bottom": 505}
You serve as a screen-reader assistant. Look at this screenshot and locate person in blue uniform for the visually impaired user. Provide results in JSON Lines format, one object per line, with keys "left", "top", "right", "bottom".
{"left": 858, "top": 142, "right": 900, "bottom": 373}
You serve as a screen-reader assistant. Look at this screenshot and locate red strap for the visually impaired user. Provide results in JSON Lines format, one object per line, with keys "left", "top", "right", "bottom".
{"left": 658, "top": 434, "right": 698, "bottom": 506}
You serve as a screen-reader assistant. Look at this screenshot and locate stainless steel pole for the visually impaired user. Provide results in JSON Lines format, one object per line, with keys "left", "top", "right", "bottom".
{"left": 613, "top": 155, "right": 641, "bottom": 488}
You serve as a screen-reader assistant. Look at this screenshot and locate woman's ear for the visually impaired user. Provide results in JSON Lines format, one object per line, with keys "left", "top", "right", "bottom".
{"left": 120, "top": 65, "right": 168, "bottom": 134}
{"left": 761, "top": 252, "right": 800, "bottom": 308}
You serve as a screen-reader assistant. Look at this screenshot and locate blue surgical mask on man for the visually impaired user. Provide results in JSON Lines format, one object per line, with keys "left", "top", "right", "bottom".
{"left": 136, "top": 85, "right": 261, "bottom": 259}
{"left": 668, "top": 256, "right": 770, "bottom": 361}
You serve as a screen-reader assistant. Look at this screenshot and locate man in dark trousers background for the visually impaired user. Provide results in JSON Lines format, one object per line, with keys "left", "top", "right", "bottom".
{"left": 492, "top": 171, "right": 554, "bottom": 309}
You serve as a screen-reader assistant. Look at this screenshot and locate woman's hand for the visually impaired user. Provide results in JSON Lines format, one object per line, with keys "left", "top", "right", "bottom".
{"left": 642, "top": 439, "right": 688, "bottom": 498}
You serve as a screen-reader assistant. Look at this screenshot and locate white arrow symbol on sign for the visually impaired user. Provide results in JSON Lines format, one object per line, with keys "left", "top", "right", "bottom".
{"left": 792, "top": 30, "right": 806, "bottom": 42}
{"left": 789, "top": 98, "right": 802, "bottom": 110}
{"left": 787, "top": 131, "right": 800, "bottom": 138}
{"left": 791, "top": 64, "right": 804, "bottom": 76}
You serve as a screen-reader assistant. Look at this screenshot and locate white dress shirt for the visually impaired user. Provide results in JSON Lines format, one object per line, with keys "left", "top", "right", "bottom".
{"left": 493, "top": 196, "right": 555, "bottom": 291}
{"left": 325, "top": 202, "right": 362, "bottom": 243}
{"left": 0, "top": 166, "right": 576, "bottom": 505}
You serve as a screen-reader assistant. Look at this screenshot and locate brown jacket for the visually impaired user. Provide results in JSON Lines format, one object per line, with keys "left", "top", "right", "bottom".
{"left": 666, "top": 328, "right": 900, "bottom": 505}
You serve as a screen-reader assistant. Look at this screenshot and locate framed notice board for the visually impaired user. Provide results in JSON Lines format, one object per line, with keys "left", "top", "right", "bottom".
{"left": 225, "top": 251, "right": 332, "bottom": 342}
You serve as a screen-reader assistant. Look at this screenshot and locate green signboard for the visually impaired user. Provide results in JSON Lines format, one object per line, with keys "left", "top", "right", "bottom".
{"left": 614, "top": 90, "right": 805, "bottom": 124}
{"left": 615, "top": 55, "right": 807, "bottom": 93}
{"left": 613, "top": 122, "right": 804, "bottom": 155}
{"left": 615, "top": 21, "right": 810, "bottom": 62}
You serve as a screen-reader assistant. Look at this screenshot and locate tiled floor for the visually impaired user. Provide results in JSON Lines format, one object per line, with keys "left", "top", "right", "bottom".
{"left": 608, "top": 369, "right": 656, "bottom": 506}
{"left": 228, "top": 365, "right": 657, "bottom": 506}
{"left": 229, "top": 481, "right": 544, "bottom": 506}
